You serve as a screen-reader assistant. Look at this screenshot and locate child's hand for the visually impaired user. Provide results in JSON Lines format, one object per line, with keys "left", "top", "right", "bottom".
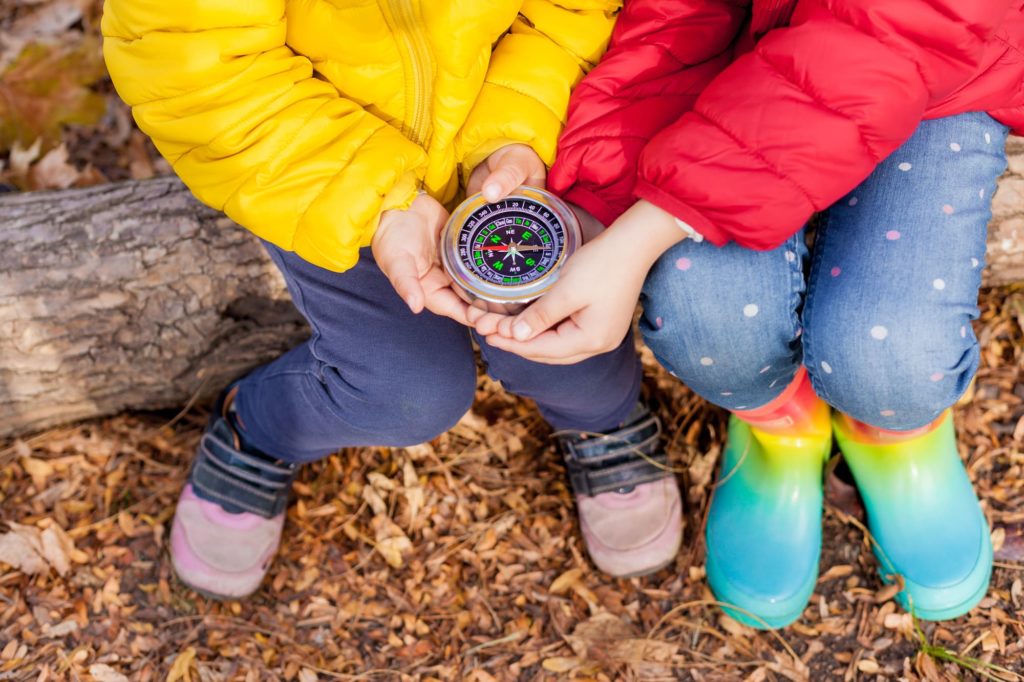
{"left": 372, "top": 192, "right": 470, "bottom": 325}
{"left": 471, "top": 201, "right": 685, "bottom": 364}
{"left": 467, "top": 144, "right": 546, "bottom": 201}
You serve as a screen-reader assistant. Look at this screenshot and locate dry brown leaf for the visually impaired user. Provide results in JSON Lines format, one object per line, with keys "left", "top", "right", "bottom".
{"left": 0, "top": 523, "right": 48, "bottom": 574}
{"left": 166, "top": 647, "right": 197, "bottom": 682}
{"left": 687, "top": 445, "right": 718, "bottom": 500}
{"left": 915, "top": 651, "right": 943, "bottom": 682}
{"left": 609, "top": 638, "right": 677, "bottom": 665}
{"left": 0, "top": 0, "right": 85, "bottom": 70}
{"left": 874, "top": 580, "right": 902, "bottom": 604}
{"left": 402, "top": 459, "right": 424, "bottom": 522}
{"left": 817, "top": 564, "right": 855, "bottom": 583}
{"left": 361, "top": 484, "right": 387, "bottom": 516}
{"left": 566, "top": 613, "right": 676, "bottom": 678}
{"left": 367, "top": 471, "right": 397, "bottom": 492}
{"left": 402, "top": 443, "right": 433, "bottom": 461}
{"left": 549, "top": 567, "right": 582, "bottom": 595}
{"left": 88, "top": 664, "right": 129, "bottom": 682}
{"left": 857, "top": 658, "right": 880, "bottom": 674}
{"left": 0, "top": 521, "right": 77, "bottom": 576}
{"left": 992, "top": 526, "right": 1006, "bottom": 553}
{"left": 20, "top": 456, "right": 54, "bottom": 490}
{"left": 296, "top": 669, "right": 318, "bottom": 682}
{"left": 541, "top": 657, "right": 579, "bottom": 673}
{"left": 719, "top": 613, "right": 751, "bottom": 638}
{"left": 0, "top": 37, "right": 106, "bottom": 156}
{"left": 39, "top": 524, "right": 72, "bottom": 576}
{"left": 8, "top": 136, "right": 41, "bottom": 176}
{"left": 42, "top": 620, "right": 78, "bottom": 638}
{"left": 28, "top": 143, "right": 80, "bottom": 189}
{"left": 372, "top": 515, "right": 412, "bottom": 569}
{"left": 567, "top": 612, "right": 635, "bottom": 654}
{"left": 127, "top": 130, "right": 156, "bottom": 180}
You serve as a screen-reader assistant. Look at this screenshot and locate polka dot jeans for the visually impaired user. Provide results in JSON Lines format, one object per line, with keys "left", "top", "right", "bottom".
{"left": 640, "top": 112, "right": 1009, "bottom": 430}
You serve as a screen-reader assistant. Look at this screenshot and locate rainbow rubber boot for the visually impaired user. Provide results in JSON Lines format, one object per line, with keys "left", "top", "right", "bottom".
{"left": 705, "top": 367, "right": 832, "bottom": 629}
{"left": 834, "top": 410, "right": 991, "bottom": 620}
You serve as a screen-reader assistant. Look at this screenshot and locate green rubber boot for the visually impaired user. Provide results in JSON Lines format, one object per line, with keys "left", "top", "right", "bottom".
{"left": 705, "top": 368, "right": 833, "bottom": 629}
{"left": 835, "top": 411, "right": 991, "bottom": 620}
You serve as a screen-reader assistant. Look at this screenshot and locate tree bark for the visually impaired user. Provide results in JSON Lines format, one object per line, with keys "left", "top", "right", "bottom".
{"left": 990, "top": 137, "right": 1024, "bottom": 287}
{"left": 1, "top": 160, "right": 1023, "bottom": 438}
{"left": 0, "top": 176, "right": 307, "bottom": 438}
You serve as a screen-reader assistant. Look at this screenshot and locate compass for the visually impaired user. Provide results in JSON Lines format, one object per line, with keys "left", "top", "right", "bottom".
{"left": 440, "top": 186, "right": 581, "bottom": 306}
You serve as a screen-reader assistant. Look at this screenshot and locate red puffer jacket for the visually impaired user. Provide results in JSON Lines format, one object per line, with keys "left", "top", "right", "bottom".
{"left": 549, "top": 0, "right": 1024, "bottom": 249}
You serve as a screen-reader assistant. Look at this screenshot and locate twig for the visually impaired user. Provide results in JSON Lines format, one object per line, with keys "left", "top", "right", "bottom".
{"left": 645, "top": 598, "right": 802, "bottom": 665}
{"left": 462, "top": 630, "right": 526, "bottom": 656}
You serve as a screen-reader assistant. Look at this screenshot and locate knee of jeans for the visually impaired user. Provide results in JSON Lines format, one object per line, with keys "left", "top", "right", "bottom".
{"left": 320, "top": 362, "right": 477, "bottom": 447}
{"left": 806, "top": 320, "right": 977, "bottom": 430}
{"left": 642, "top": 287, "right": 799, "bottom": 410}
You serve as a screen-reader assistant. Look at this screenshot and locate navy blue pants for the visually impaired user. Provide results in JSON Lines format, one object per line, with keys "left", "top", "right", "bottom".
{"left": 234, "top": 245, "right": 642, "bottom": 462}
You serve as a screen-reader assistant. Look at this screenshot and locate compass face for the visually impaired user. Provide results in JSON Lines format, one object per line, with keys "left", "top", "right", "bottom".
{"left": 460, "top": 201, "right": 564, "bottom": 285}
{"left": 441, "top": 188, "right": 581, "bottom": 304}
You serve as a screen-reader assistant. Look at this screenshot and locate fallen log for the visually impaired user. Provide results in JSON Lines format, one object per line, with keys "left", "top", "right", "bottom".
{"left": 0, "top": 176, "right": 306, "bottom": 438}
{"left": 2, "top": 143, "right": 1023, "bottom": 437}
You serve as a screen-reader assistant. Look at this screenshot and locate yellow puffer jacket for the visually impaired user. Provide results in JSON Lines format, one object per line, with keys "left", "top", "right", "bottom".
{"left": 102, "top": 0, "right": 620, "bottom": 271}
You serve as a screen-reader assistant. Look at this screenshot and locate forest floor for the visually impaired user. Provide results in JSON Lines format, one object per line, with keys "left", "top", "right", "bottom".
{"left": 0, "top": 285, "right": 1022, "bottom": 681}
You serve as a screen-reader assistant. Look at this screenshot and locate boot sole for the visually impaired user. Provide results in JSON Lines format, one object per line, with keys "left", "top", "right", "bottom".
{"left": 878, "top": 513, "right": 993, "bottom": 622}
{"left": 706, "top": 548, "right": 818, "bottom": 630}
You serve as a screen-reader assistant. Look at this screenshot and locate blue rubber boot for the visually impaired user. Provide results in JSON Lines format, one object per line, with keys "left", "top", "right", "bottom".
{"left": 706, "top": 368, "right": 832, "bottom": 629}
{"left": 834, "top": 410, "right": 991, "bottom": 620}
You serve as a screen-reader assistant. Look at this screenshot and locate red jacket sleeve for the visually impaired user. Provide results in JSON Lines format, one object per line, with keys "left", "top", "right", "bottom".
{"left": 547, "top": 0, "right": 748, "bottom": 226}
{"left": 635, "top": 0, "right": 1015, "bottom": 249}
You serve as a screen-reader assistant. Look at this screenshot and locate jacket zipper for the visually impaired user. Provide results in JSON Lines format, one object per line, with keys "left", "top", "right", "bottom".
{"left": 387, "top": 0, "right": 433, "bottom": 149}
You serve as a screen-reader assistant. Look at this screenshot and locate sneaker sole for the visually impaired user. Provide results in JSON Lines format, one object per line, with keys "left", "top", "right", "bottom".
{"left": 614, "top": 553, "right": 679, "bottom": 579}
{"left": 170, "top": 553, "right": 266, "bottom": 602}
{"left": 590, "top": 504, "right": 684, "bottom": 579}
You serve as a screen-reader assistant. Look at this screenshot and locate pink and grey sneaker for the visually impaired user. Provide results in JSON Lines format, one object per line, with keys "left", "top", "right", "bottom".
{"left": 169, "top": 388, "right": 297, "bottom": 600}
{"left": 557, "top": 404, "right": 683, "bottom": 578}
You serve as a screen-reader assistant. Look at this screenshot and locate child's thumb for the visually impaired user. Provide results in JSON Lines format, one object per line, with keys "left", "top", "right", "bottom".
{"left": 510, "top": 290, "right": 573, "bottom": 341}
{"left": 482, "top": 161, "right": 528, "bottom": 203}
{"left": 383, "top": 253, "right": 426, "bottom": 313}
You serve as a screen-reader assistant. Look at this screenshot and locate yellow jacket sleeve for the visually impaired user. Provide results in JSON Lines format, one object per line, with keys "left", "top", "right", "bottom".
{"left": 102, "top": 0, "right": 429, "bottom": 272}
{"left": 456, "top": 0, "right": 620, "bottom": 177}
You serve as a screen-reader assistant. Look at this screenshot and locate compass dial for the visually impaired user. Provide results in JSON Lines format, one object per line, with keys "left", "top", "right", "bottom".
{"left": 441, "top": 188, "right": 581, "bottom": 305}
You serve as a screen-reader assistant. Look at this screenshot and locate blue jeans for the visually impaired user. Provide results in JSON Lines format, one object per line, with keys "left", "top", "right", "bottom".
{"left": 233, "top": 245, "right": 642, "bottom": 462}
{"left": 641, "top": 112, "right": 1008, "bottom": 430}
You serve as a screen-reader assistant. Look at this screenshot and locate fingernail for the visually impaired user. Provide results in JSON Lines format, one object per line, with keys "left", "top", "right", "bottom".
{"left": 513, "top": 321, "right": 532, "bottom": 341}
{"left": 483, "top": 183, "right": 500, "bottom": 200}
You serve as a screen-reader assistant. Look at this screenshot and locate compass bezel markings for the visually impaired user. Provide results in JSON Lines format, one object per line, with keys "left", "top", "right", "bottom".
{"left": 456, "top": 201, "right": 567, "bottom": 287}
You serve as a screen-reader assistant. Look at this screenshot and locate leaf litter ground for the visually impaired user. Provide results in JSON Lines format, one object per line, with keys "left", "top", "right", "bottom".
{"left": 1, "top": 288, "right": 1022, "bottom": 681}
